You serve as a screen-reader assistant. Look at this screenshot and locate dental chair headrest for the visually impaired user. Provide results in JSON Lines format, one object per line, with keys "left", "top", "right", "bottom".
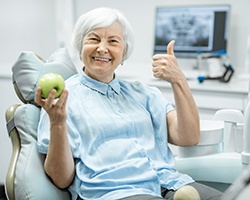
{"left": 12, "top": 48, "right": 78, "bottom": 104}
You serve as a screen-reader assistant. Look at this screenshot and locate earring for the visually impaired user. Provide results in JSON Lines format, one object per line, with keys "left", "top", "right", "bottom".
{"left": 121, "top": 60, "right": 124, "bottom": 66}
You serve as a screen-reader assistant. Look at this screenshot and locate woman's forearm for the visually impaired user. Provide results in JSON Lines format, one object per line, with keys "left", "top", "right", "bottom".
{"left": 171, "top": 79, "right": 200, "bottom": 146}
{"left": 44, "top": 123, "right": 75, "bottom": 189}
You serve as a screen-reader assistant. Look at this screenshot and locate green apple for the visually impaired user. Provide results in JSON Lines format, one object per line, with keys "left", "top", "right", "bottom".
{"left": 38, "top": 73, "right": 65, "bottom": 99}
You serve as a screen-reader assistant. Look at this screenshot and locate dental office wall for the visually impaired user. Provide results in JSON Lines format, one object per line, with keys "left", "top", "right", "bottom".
{"left": 0, "top": 0, "right": 249, "bottom": 184}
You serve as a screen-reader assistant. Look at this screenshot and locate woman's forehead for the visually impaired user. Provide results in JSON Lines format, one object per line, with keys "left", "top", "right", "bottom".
{"left": 86, "top": 22, "right": 124, "bottom": 38}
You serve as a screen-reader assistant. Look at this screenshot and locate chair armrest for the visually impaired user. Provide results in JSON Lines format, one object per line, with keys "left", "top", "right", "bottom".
{"left": 5, "top": 104, "right": 21, "bottom": 200}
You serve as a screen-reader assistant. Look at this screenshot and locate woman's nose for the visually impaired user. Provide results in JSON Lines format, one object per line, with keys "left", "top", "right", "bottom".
{"left": 97, "top": 41, "right": 108, "bottom": 54}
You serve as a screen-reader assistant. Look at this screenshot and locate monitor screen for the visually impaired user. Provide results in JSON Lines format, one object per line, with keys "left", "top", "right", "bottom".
{"left": 153, "top": 5, "right": 231, "bottom": 58}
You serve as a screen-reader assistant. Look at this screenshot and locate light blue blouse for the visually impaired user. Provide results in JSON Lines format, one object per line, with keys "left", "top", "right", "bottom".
{"left": 37, "top": 70, "right": 194, "bottom": 200}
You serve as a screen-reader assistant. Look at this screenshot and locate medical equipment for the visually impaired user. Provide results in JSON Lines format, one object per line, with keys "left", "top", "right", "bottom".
{"left": 197, "top": 50, "right": 234, "bottom": 83}
{"left": 176, "top": 81, "right": 250, "bottom": 197}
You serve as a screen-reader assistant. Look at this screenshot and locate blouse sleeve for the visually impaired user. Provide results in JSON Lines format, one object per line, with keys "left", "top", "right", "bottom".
{"left": 37, "top": 108, "right": 81, "bottom": 159}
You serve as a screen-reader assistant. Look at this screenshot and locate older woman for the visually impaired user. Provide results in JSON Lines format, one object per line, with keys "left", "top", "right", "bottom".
{"left": 35, "top": 7, "right": 222, "bottom": 200}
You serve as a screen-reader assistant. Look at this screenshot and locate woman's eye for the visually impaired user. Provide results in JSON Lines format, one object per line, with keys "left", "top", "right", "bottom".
{"left": 110, "top": 39, "right": 118, "bottom": 44}
{"left": 87, "top": 37, "right": 100, "bottom": 42}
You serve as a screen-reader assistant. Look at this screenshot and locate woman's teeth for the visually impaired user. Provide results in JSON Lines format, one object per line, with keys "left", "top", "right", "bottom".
{"left": 93, "top": 57, "right": 110, "bottom": 62}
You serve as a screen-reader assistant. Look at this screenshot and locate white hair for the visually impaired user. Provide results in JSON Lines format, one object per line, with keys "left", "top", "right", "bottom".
{"left": 71, "top": 7, "right": 134, "bottom": 60}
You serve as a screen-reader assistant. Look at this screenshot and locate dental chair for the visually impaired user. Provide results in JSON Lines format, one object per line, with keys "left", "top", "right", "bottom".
{"left": 175, "top": 80, "right": 250, "bottom": 193}
{"left": 220, "top": 87, "right": 250, "bottom": 200}
{"left": 4, "top": 48, "right": 250, "bottom": 200}
{"left": 4, "top": 48, "right": 78, "bottom": 200}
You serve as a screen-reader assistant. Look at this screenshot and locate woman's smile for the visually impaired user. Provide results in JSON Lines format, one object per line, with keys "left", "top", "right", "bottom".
{"left": 92, "top": 56, "right": 112, "bottom": 63}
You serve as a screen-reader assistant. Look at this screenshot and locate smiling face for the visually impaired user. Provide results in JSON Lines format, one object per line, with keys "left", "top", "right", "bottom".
{"left": 81, "top": 22, "right": 126, "bottom": 83}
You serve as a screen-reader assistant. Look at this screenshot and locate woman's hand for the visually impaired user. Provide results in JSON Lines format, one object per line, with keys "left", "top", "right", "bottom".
{"left": 35, "top": 87, "right": 68, "bottom": 124}
{"left": 152, "top": 40, "right": 186, "bottom": 84}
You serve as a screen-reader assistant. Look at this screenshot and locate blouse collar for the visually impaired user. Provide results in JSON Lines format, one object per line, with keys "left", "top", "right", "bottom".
{"left": 79, "top": 69, "right": 121, "bottom": 95}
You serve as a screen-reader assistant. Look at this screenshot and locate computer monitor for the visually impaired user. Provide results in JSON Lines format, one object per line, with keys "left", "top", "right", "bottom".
{"left": 153, "top": 5, "right": 231, "bottom": 58}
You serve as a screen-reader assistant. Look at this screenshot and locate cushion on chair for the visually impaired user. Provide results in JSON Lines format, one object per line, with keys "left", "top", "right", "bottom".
{"left": 14, "top": 103, "right": 71, "bottom": 200}
{"left": 12, "top": 48, "right": 78, "bottom": 104}
{"left": 10, "top": 48, "right": 78, "bottom": 199}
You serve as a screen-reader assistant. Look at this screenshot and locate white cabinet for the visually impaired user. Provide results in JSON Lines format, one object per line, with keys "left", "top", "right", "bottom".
{"left": 148, "top": 78, "right": 249, "bottom": 120}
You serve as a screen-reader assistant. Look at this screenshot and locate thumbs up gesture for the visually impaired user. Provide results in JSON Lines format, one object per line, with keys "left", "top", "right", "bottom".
{"left": 152, "top": 40, "right": 185, "bottom": 83}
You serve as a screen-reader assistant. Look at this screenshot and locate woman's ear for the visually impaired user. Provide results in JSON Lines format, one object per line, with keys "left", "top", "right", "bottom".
{"left": 121, "top": 47, "right": 127, "bottom": 65}
{"left": 121, "top": 51, "right": 125, "bottom": 66}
